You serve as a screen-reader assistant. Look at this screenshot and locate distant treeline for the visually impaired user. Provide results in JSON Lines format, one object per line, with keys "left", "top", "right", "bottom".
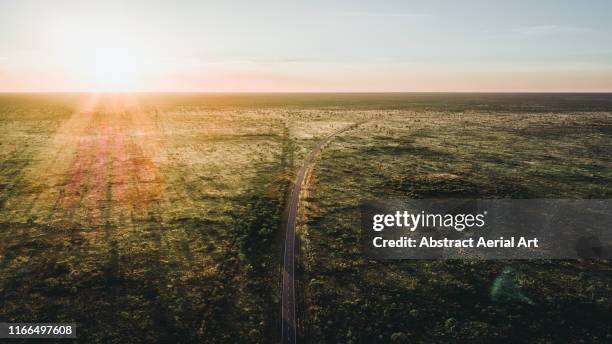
{"left": 2, "top": 92, "right": 611, "bottom": 112}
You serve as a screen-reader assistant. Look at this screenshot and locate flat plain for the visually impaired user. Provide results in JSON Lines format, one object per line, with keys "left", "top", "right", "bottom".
{"left": 0, "top": 93, "right": 610, "bottom": 343}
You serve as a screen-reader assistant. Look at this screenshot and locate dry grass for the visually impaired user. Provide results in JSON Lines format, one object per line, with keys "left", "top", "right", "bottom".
{"left": 0, "top": 93, "right": 610, "bottom": 343}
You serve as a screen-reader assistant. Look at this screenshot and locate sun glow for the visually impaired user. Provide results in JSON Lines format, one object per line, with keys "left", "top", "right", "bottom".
{"left": 76, "top": 45, "right": 143, "bottom": 92}
{"left": 49, "top": 20, "right": 155, "bottom": 92}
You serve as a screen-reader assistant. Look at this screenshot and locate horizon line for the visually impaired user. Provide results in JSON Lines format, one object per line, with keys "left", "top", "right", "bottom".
{"left": 1, "top": 90, "right": 612, "bottom": 94}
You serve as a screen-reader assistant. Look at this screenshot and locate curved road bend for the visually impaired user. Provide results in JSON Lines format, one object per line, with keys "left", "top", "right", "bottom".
{"left": 281, "top": 122, "right": 365, "bottom": 344}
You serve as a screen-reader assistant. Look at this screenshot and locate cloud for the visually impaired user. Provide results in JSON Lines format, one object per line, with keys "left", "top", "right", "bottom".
{"left": 506, "top": 25, "right": 594, "bottom": 36}
{"left": 331, "top": 12, "right": 431, "bottom": 18}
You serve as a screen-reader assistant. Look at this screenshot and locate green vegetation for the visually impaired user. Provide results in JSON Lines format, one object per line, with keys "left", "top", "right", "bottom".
{"left": 300, "top": 105, "right": 612, "bottom": 343}
{"left": 0, "top": 93, "right": 610, "bottom": 343}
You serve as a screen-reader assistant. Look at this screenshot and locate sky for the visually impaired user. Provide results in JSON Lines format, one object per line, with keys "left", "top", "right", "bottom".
{"left": 0, "top": 0, "right": 611, "bottom": 92}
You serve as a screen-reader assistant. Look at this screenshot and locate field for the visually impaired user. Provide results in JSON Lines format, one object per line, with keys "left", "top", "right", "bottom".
{"left": 0, "top": 93, "right": 611, "bottom": 343}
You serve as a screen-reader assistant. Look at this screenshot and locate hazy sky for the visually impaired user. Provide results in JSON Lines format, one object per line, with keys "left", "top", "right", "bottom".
{"left": 1, "top": 0, "right": 611, "bottom": 92}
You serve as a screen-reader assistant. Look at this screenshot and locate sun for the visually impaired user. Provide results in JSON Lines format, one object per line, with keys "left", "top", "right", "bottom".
{"left": 77, "top": 44, "right": 143, "bottom": 92}
{"left": 50, "top": 20, "right": 153, "bottom": 92}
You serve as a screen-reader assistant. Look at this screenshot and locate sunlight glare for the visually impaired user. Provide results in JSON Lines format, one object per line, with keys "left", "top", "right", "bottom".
{"left": 50, "top": 20, "right": 154, "bottom": 92}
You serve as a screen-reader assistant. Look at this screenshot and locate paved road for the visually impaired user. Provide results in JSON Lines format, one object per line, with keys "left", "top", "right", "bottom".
{"left": 281, "top": 122, "right": 364, "bottom": 344}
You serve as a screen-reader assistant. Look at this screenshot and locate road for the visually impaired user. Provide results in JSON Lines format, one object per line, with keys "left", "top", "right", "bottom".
{"left": 281, "top": 122, "right": 364, "bottom": 344}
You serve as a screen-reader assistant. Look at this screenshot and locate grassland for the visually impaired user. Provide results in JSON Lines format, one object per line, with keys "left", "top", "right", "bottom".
{"left": 0, "top": 93, "right": 610, "bottom": 343}
{"left": 298, "top": 102, "right": 612, "bottom": 343}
